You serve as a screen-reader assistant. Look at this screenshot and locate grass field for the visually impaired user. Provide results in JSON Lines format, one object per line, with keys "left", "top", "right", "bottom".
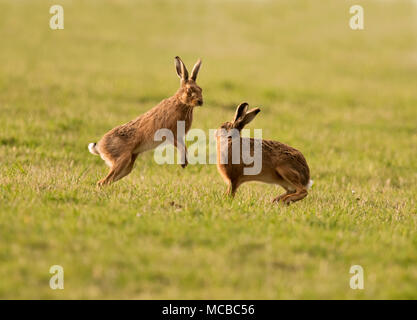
{"left": 0, "top": 0, "right": 416, "bottom": 299}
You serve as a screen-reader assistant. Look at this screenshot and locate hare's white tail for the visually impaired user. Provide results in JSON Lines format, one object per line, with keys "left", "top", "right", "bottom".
{"left": 88, "top": 142, "right": 99, "bottom": 155}
{"left": 306, "top": 179, "right": 314, "bottom": 189}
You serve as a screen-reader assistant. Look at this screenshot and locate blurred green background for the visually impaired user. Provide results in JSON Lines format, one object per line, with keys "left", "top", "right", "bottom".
{"left": 0, "top": 0, "right": 416, "bottom": 299}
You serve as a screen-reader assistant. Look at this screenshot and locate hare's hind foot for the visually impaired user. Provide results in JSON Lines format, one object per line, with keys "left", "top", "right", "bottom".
{"left": 272, "top": 191, "right": 291, "bottom": 203}
{"left": 273, "top": 167, "right": 309, "bottom": 205}
{"left": 272, "top": 185, "right": 296, "bottom": 203}
{"left": 97, "top": 168, "right": 116, "bottom": 187}
{"left": 97, "top": 179, "right": 108, "bottom": 187}
{"left": 280, "top": 188, "right": 308, "bottom": 205}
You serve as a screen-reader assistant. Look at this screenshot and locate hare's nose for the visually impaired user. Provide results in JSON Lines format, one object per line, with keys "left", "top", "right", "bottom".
{"left": 197, "top": 99, "right": 203, "bottom": 106}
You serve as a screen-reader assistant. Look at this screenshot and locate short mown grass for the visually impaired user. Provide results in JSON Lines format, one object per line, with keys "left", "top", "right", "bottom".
{"left": 0, "top": 0, "right": 416, "bottom": 299}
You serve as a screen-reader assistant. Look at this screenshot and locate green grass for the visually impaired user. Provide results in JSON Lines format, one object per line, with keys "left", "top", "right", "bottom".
{"left": 1, "top": 0, "right": 417, "bottom": 299}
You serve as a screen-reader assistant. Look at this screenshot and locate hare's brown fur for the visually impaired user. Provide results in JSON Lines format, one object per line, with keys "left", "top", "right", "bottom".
{"left": 89, "top": 57, "right": 203, "bottom": 186}
{"left": 216, "top": 102, "right": 312, "bottom": 205}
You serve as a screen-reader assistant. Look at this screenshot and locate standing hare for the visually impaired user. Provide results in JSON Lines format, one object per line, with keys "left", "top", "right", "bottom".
{"left": 88, "top": 56, "right": 203, "bottom": 186}
{"left": 216, "top": 102, "right": 313, "bottom": 205}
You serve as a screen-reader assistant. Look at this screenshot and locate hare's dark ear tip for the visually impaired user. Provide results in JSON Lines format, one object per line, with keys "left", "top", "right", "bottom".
{"left": 239, "top": 102, "right": 249, "bottom": 107}
{"left": 175, "top": 56, "right": 180, "bottom": 60}
{"left": 254, "top": 108, "right": 261, "bottom": 114}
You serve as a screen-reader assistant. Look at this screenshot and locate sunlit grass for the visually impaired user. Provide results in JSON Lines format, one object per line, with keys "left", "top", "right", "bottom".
{"left": 0, "top": 0, "right": 416, "bottom": 299}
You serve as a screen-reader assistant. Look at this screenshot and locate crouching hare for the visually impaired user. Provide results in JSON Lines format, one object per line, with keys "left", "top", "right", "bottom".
{"left": 216, "top": 102, "right": 313, "bottom": 205}
{"left": 88, "top": 56, "right": 203, "bottom": 186}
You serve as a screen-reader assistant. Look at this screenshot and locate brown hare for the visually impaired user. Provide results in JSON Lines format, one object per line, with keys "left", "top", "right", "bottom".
{"left": 216, "top": 102, "right": 313, "bottom": 205}
{"left": 88, "top": 56, "right": 203, "bottom": 186}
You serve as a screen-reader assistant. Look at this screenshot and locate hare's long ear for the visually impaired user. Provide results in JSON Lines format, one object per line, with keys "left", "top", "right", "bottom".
{"left": 175, "top": 56, "right": 189, "bottom": 81}
{"left": 240, "top": 108, "right": 260, "bottom": 127}
{"left": 233, "top": 108, "right": 261, "bottom": 131}
{"left": 190, "top": 59, "right": 202, "bottom": 81}
{"left": 233, "top": 102, "right": 249, "bottom": 123}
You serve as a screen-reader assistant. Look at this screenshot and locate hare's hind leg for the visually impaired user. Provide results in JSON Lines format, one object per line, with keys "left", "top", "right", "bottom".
{"left": 272, "top": 170, "right": 296, "bottom": 203}
{"left": 275, "top": 167, "right": 308, "bottom": 205}
{"left": 97, "top": 168, "right": 116, "bottom": 186}
{"left": 97, "top": 153, "right": 133, "bottom": 186}
{"left": 112, "top": 153, "right": 138, "bottom": 183}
